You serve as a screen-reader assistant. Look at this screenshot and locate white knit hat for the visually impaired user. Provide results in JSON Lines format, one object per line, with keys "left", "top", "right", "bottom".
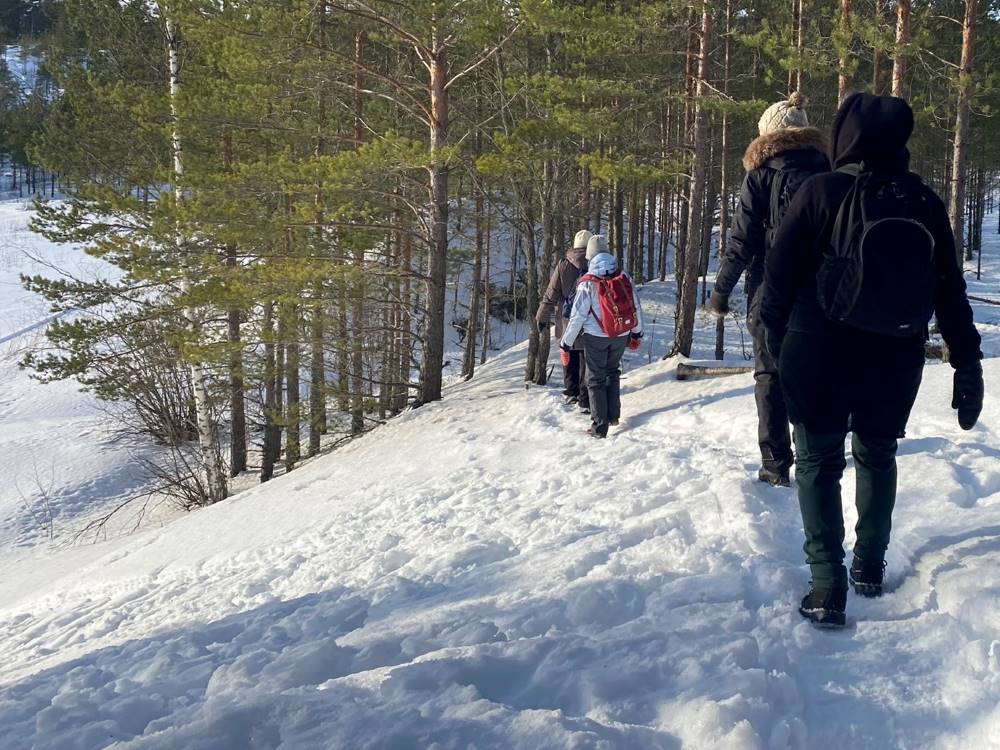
{"left": 758, "top": 92, "right": 809, "bottom": 136}
{"left": 586, "top": 234, "right": 609, "bottom": 260}
{"left": 573, "top": 229, "right": 593, "bottom": 250}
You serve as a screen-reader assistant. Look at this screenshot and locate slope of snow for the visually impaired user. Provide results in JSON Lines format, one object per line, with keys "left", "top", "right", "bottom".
{"left": 1, "top": 333, "right": 998, "bottom": 748}
{"left": 0, "top": 202, "right": 157, "bottom": 559}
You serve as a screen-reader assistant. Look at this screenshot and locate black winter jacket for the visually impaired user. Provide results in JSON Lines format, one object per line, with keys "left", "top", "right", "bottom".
{"left": 760, "top": 93, "right": 981, "bottom": 369}
{"left": 715, "top": 128, "right": 830, "bottom": 303}
{"left": 760, "top": 93, "right": 982, "bottom": 437}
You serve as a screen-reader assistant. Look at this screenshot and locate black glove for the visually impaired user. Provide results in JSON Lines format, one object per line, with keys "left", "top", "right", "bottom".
{"left": 765, "top": 328, "right": 784, "bottom": 360}
{"left": 537, "top": 320, "right": 551, "bottom": 335}
{"left": 952, "top": 360, "right": 984, "bottom": 430}
{"left": 708, "top": 290, "right": 730, "bottom": 317}
{"left": 630, "top": 331, "right": 644, "bottom": 341}
{"left": 560, "top": 340, "right": 573, "bottom": 352}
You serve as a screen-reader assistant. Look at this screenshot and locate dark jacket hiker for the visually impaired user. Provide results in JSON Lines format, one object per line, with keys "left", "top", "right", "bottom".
{"left": 537, "top": 229, "right": 593, "bottom": 406}
{"left": 712, "top": 121, "right": 830, "bottom": 307}
{"left": 760, "top": 92, "right": 984, "bottom": 627}
{"left": 710, "top": 93, "right": 830, "bottom": 486}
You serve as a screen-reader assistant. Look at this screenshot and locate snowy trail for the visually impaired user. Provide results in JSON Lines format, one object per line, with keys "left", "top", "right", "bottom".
{"left": 1, "top": 339, "right": 998, "bottom": 748}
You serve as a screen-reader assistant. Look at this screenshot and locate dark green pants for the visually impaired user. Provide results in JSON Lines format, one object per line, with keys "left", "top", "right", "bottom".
{"left": 793, "top": 425, "right": 898, "bottom": 589}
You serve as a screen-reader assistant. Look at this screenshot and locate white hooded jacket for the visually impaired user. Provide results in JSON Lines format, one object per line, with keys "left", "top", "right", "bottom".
{"left": 561, "top": 252, "right": 644, "bottom": 347}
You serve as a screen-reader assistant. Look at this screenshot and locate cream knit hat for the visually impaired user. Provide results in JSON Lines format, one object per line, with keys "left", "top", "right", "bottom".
{"left": 573, "top": 229, "right": 593, "bottom": 250}
{"left": 586, "top": 234, "right": 609, "bottom": 260}
{"left": 758, "top": 92, "right": 809, "bottom": 136}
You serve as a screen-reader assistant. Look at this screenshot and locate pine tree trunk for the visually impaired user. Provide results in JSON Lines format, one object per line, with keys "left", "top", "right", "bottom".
{"left": 659, "top": 184, "right": 671, "bottom": 281}
{"left": 613, "top": 184, "right": 624, "bottom": 259}
{"left": 716, "top": 0, "right": 733, "bottom": 361}
{"left": 872, "top": 0, "right": 888, "bottom": 94}
{"left": 949, "top": 0, "right": 978, "bottom": 264}
{"left": 892, "top": 0, "right": 910, "bottom": 97}
{"left": 463, "top": 181, "right": 484, "bottom": 380}
{"left": 421, "top": 43, "right": 449, "bottom": 404}
{"left": 309, "top": 0, "right": 329, "bottom": 453}
{"left": 379, "top": 225, "right": 397, "bottom": 419}
{"left": 839, "top": 0, "right": 854, "bottom": 103}
{"left": 646, "top": 186, "right": 656, "bottom": 283}
{"left": 227, "top": 302, "right": 246, "bottom": 477}
{"left": 533, "top": 162, "right": 553, "bottom": 384}
{"left": 673, "top": 0, "right": 712, "bottom": 358}
{"left": 628, "top": 183, "right": 642, "bottom": 280}
{"left": 521, "top": 190, "right": 540, "bottom": 383}
{"left": 480, "top": 197, "right": 492, "bottom": 366}
{"left": 309, "top": 297, "right": 326, "bottom": 456}
{"left": 336, "top": 285, "right": 350, "bottom": 412}
{"left": 397, "top": 216, "right": 415, "bottom": 410}
{"left": 274, "top": 327, "right": 286, "bottom": 468}
{"left": 261, "top": 302, "right": 279, "bottom": 483}
{"left": 700, "top": 135, "right": 717, "bottom": 304}
{"left": 793, "top": 0, "right": 806, "bottom": 93}
{"left": 284, "top": 303, "right": 301, "bottom": 471}
{"left": 351, "top": 37, "right": 367, "bottom": 432}
{"left": 223, "top": 134, "right": 246, "bottom": 478}
{"left": 675, "top": 22, "right": 696, "bottom": 325}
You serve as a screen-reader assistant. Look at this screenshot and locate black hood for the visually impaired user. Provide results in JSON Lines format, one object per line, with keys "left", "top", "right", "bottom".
{"left": 831, "top": 92, "right": 913, "bottom": 171}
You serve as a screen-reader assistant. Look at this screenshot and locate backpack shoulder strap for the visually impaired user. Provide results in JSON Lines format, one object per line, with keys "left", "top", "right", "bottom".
{"left": 829, "top": 168, "right": 868, "bottom": 258}
{"left": 765, "top": 168, "right": 787, "bottom": 230}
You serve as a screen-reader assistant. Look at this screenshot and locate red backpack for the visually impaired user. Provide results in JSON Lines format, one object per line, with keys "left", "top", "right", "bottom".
{"left": 579, "top": 272, "right": 638, "bottom": 337}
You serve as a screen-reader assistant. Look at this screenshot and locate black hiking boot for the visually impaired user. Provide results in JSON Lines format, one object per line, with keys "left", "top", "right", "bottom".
{"left": 609, "top": 419, "right": 620, "bottom": 427}
{"left": 799, "top": 585, "right": 847, "bottom": 628}
{"left": 563, "top": 394, "right": 579, "bottom": 405}
{"left": 849, "top": 557, "right": 886, "bottom": 598}
{"left": 588, "top": 424, "right": 608, "bottom": 439}
{"left": 758, "top": 466, "right": 791, "bottom": 487}
{"left": 579, "top": 404, "right": 591, "bottom": 415}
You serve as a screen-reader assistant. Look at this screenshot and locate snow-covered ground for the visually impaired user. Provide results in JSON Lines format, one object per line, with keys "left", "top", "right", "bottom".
{"left": 1, "top": 237, "right": 999, "bottom": 747}
{"left": 0, "top": 202, "right": 159, "bottom": 562}
{"left": 1, "top": 340, "right": 999, "bottom": 749}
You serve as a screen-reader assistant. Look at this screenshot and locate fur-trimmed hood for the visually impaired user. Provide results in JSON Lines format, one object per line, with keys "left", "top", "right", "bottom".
{"left": 742, "top": 127, "right": 829, "bottom": 172}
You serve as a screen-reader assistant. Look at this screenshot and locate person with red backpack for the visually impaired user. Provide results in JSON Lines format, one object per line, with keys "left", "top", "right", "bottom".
{"left": 760, "top": 93, "right": 984, "bottom": 627}
{"left": 561, "top": 235, "right": 644, "bottom": 438}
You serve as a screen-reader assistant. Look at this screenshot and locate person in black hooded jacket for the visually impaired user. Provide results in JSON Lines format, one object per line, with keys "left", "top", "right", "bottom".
{"left": 760, "top": 92, "right": 984, "bottom": 627}
{"left": 709, "top": 93, "right": 830, "bottom": 487}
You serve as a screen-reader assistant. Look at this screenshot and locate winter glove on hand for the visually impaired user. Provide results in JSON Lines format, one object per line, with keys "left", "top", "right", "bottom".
{"left": 952, "top": 360, "right": 984, "bottom": 430}
{"left": 627, "top": 335, "right": 642, "bottom": 352}
{"left": 708, "top": 291, "right": 730, "bottom": 317}
{"left": 537, "top": 320, "right": 551, "bottom": 335}
{"left": 559, "top": 340, "right": 573, "bottom": 353}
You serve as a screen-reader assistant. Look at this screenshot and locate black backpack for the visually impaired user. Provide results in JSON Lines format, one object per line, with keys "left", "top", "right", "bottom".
{"left": 816, "top": 164, "right": 936, "bottom": 337}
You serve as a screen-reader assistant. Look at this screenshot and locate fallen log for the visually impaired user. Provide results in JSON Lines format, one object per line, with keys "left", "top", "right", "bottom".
{"left": 969, "top": 295, "right": 1000, "bottom": 307}
{"left": 676, "top": 361, "right": 754, "bottom": 381}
